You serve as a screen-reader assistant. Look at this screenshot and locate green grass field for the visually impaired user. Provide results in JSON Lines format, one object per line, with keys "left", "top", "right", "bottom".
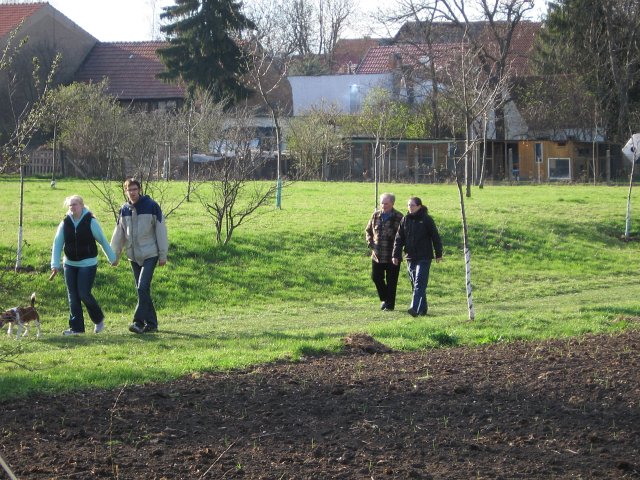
{"left": 1, "top": 177, "right": 639, "bottom": 400}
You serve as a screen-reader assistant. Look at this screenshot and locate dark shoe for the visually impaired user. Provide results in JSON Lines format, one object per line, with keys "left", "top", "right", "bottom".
{"left": 129, "top": 323, "right": 144, "bottom": 334}
{"left": 407, "top": 308, "right": 419, "bottom": 317}
{"left": 382, "top": 305, "right": 395, "bottom": 311}
{"left": 420, "top": 310, "right": 428, "bottom": 316}
{"left": 143, "top": 325, "right": 158, "bottom": 333}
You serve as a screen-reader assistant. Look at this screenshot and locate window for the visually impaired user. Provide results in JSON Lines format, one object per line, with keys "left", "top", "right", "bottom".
{"left": 420, "top": 147, "right": 433, "bottom": 168}
{"left": 548, "top": 157, "right": 571, "bottom": 180}
{"left": 534, "top": 143, "right": 543, "bottom": 163}
{"left": 412, "top": 146, "right": 433, "bottom": 169}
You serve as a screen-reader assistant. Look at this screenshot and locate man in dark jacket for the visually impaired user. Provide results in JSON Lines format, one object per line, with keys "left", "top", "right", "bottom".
{"left": 392, "top": 196, "right": 442, "bottom": 317}
{"left": 366, "top": 193, "right": 404, "bottom": 311}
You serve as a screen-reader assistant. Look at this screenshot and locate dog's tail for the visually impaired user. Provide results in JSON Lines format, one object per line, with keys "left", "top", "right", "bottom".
{"left": 30, "top": 292, "right": 36, "bottom": 307}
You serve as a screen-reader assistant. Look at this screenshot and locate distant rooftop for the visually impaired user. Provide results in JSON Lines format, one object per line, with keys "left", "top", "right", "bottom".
{"left": 331, "top": 37, "right": 389, "bottom": 74}
{"left": 357, "top": 43, "right": 460, "bottom": 74}
{"left": 74, "top": 42, "right": 184, "bottom": 101}
{"left": 0, "top": 2, "right": 46, "bottom": 38}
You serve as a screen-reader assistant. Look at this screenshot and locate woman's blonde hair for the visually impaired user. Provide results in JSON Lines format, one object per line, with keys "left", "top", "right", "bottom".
{"left": 63, "top": 195, "right": 86, "bottom": 209}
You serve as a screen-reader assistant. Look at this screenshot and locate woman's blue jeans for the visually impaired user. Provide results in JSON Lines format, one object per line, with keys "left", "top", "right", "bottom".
{"left": 130, "top": 256, "right": 158, "bottom": 328}
{"left": 407, "top": 258, "right": 432, "bottom": 315}
{"left": 64, "top": 264, "right": 102, "bottom": 332}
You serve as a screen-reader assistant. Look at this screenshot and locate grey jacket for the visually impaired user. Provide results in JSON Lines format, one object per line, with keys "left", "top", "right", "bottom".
{"left": 111, "top": 195, "right": 168, "bottom": 266}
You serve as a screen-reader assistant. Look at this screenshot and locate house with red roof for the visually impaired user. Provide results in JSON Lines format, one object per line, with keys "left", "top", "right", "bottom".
{"left": 394, "top": 21, "right": 541, "bottom": 78}
{"left": 0, "top": 2, "right": 188, "bottom": 113}
{"left": 0, "top": 2, "right": 96, "bottom": 139}
{"left": 288, "top": 42, "right": 462, "bottom": 116}
{"left": 287, "top": 20, "right": 620, "bottom": 182}
{"left": 1, "top": 2, "right": 295, "bottom": 180}
{"left": 0, "top": 2, "right": 96, "bottom": 81}
{"left": 73, "top": 42, "right": 185, "bottom": 111}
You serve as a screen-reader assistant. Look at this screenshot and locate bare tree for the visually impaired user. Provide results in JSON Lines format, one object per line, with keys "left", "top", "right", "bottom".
{"left": 350, "top": 88, "right": 409, "bottom": 205}
{"left": 287, "top": 102, "right": 347, "bottom": 180}
{"left": 43, "top": 80, "right": 125, "bottom": 179}
{"left": 173, "top": 88, "right": 226, "bottom": 201}
{"left": 86, "top": 110, "right": 187, "bottom": 223}
{"left": 146, "top": 0, "right": 164, "bottom": 40}
{"left": 246, "top": 0, "right": 354, "bottom": 59}
{"left": 243, "top": 1, "right": 298, "bottom": 207}
{"left": 441, "top": 38, "right": 510, "bottom": 196}
{"left": 246, "top": 48, "right": 288, "bottom": 206}
{"left": 438, "top": 0, "right": 534, "bottom": 141}
{"left": 622, "top": 133, "right": 639, "bottom": 240}
{"left": 289, "top": 0, "right": 316, "bottom": 55}
{"left": 318, "top": 0, "right": 355, "bottom": 58}
{"left": 387, "top": 0, "right": 534, "bottom": 145}
{"left": 440, "top": 44, "right": 507, "bottom": 321}
{"left": 1, "top": 23, "right": 60, "bottom": 270}
{"left": 197, "top": 106, "right": 278, "bottom": 245}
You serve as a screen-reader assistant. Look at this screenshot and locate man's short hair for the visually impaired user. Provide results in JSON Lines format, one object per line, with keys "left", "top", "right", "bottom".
{"left": 123, "top": 178, "right": 142, "bottom": 192}
{"left": 381, "top": 193, "right": 395, "bottom": 203}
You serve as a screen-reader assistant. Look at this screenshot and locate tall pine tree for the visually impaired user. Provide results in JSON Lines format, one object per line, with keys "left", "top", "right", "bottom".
{"left": 157, "top": 0, "right": 256, "bottom": 102}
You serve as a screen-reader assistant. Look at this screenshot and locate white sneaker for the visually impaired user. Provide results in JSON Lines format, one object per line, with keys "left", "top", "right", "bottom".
{"left": 94, "top": 321, "right": 105, "bottom": 334}
{"left": 63, "top": 329, "right": 83, "bottom": 336}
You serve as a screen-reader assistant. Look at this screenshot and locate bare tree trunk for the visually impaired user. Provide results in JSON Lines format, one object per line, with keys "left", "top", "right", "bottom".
{"left": 592, "top": 106, "right": 599, "bottom": 185}
{"left": 479, "top": 113, "right": 487, "bottom": 188}
{"left": 274, "top": 119, "right": 282, "bottom": 209}
{"left": 373, "top": 141, "right": 379, "bottom": 211}
{"left": 625, "top": 156, "right": 635, "bottom": 240}
{"left": 465, "top": 119, "right": 471, "bottom": 198}
{"left": 592, "top": 140, "right": 597, "bottom": 185}
{"left": 456, "top": 175, "right": 475, "bottom": 320}
{"left": 51, "top": 125, "right": 58, "bottom": 186}
{"left": 15, "top": 163, "right": 25, "bottom": 271}
{"left": 186, "top": 105, "right": 193, "bottom": 202}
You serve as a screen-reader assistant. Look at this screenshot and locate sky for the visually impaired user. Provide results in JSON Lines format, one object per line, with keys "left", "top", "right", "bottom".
{"left": 46, "top": 0, "right": 549, "bottom": 43}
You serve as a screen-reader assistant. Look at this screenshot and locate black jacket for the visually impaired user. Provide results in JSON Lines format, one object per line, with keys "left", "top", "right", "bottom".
{"left": 63, "top": 213, "right": 98, "bottom": 261}
{"left": 392, "top": 206, "right": 442, "bottom": 261}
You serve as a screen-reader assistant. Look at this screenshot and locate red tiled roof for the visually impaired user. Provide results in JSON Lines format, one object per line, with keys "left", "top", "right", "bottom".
{"left": 394, "top": 21, "right": 542, "bottom": 77}
{"left": 500, "top": 21, "right": 541, "bottom": 76}
{"left": 0, "top": 2, "right": 46, "bottom": 39}
{"left": 74, "top": 42, "right": 185, "bottom": 101}
{"left": 331, "top": 37, "right": 386, "bottom": 74}
{"left": 357, "top": 43, "right": 459, "bottom": 74}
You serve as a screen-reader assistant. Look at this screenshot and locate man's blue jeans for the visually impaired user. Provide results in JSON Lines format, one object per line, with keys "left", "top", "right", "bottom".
{"left": 407, "top": 258, "right": 432, "bottom": 315}
{"left": 64, "top": 264, "right": 102, "bottom": 332}
{"left": 130, "top": 256, "right": 158, "bottom": 328}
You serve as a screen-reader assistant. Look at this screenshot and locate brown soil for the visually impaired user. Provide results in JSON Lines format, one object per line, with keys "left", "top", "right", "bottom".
{"left": 1, "top": 330, "right": 639, "bottom": 479}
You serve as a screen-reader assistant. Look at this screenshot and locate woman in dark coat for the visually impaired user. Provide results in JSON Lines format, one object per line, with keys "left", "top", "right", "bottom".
{"left": 392, "top": 197, "right": 443, "bottom": 316}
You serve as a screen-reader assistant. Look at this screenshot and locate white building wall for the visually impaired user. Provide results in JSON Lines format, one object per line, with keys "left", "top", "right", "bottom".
{"left": 504, "top": 100, "right": 529, "bottom": 140}
{"left": 288, "top": 74, "right": 391, "bottom": 116}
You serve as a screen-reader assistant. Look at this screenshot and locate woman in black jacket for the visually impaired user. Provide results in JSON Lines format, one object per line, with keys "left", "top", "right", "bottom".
{"left": 392, "top": 197, "right": 443, "bottom": 316}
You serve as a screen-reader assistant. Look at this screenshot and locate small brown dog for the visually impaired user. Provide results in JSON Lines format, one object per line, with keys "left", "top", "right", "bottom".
{"left": 1, "top": 293, "right": 41, "bottom": 339}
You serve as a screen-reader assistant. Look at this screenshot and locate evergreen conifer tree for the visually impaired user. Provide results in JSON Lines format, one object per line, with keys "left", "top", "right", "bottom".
{"left": 158, "top": 0, "right": 256, "bottom": 102}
